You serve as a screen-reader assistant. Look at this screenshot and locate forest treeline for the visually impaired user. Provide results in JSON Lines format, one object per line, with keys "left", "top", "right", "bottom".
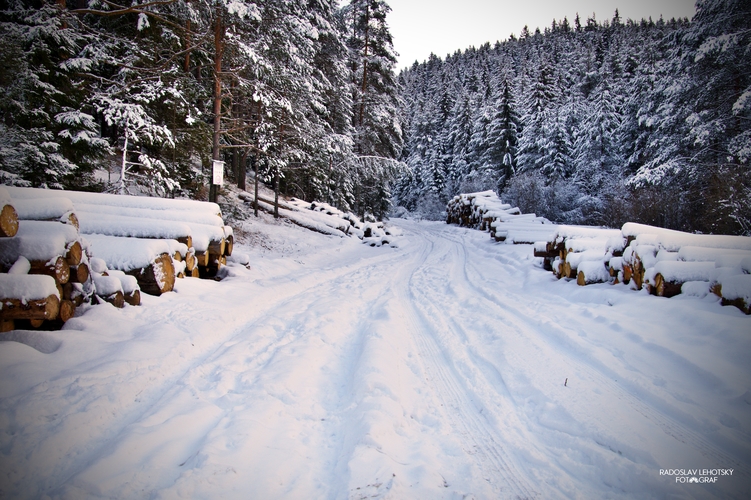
{"left": 395, "top": 0, "right": 751, "bottom": 235}
{"left": 0, "top": 0, "right": 402, "bottom": 218}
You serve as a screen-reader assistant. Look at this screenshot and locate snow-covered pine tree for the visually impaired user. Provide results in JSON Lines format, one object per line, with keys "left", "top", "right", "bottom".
{"left": 343, "top": 0, "right": 403, "bottom": 218}
{"left": 0, "top": 1, "right": 108, "bottom": 188}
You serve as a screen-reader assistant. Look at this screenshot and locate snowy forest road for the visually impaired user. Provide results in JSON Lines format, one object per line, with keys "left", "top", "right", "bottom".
{"left": 1, "top": 219, "right": 750, "bottom": 499}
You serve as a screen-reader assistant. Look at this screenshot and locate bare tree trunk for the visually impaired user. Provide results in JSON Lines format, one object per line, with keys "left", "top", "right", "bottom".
{"left": 358, "top": 4, "right": 370, "bottom": 128}
{"left": 210, "top": 9, "right": 223, "bottom": 203}
{"left": 184, "top": 19, "right": 191, "bottom": 72}
{"left": 238, "top": 149, "right": 248, "bottom": 191}
{"left": 253, "top": 152, "right": 259, "bottom": 217}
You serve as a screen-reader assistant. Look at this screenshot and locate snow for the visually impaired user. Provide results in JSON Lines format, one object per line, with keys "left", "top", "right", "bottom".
{"left": 73, "top": 203, "right": 225, "bottom": 228}
{"left": 8, "top": 256, "right": 30, "bottom": 275}
{"left": 84, "top": 234, "right": 173, "bottom": 271}
{"left": 719, "top": 274, "right": 751, "bottom": 303}
{"left": 77, "top": 211, "right": 193, "bottom": 242}
{"left": 577, "top": 260, "right": 611, "bottom": 283}
{"left": 92, "top": 274, "right": 123, "bottom": 298}
{"left": 625, "top": 222, "right": 751, "bottom": 252}
{"left": 0, "top": 222, "right": 71, "bottom": 264}
{"left": 566, "top": 249, "right": 611, "bottom": 268}
{"left": 646, "top": 261, "right": 717, "bottom": 284}
{"left": 12, "top": 197, "right": 75, "bottom": 220}
{"left": 0, "top": 218, "right": 750, "bottom": 499}
{"left": 0, "top": 273, "right": 59, "bottom": 301}
{"left": 5, "top": 186, "right": 221, "bottom": 216}
{"left": 101, "top": 270, "right": 139, "bottom": 295}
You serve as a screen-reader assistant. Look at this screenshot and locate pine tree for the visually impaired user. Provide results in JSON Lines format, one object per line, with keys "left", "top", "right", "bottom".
{"left": 0, "top": 2, "right": 108, "bottom": 188}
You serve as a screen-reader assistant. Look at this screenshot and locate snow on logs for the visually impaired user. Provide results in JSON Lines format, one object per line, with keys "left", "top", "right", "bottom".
{"left": 446, "top": 191, "right": 557, "bottom": 244}
{"left": 447, "top": 192, "right": 751, "bottom": 314}
{"left": 6, "top": 185, "right": 232, "bottom": 277}
{"left": 0, "top": 187, "right": 235, "bottom": 331}
{"left": 538, "top": 220, "right": 751, "bottom": 314}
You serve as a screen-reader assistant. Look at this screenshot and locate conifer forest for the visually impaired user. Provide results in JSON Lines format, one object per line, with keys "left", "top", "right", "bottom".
{"left": 1, "top": 0, "right": 750, "bottom": 234}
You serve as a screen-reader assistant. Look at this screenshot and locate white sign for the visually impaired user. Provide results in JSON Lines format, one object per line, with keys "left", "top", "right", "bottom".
{"left": 212, "top": 160, "right": 224, "bottom": 185}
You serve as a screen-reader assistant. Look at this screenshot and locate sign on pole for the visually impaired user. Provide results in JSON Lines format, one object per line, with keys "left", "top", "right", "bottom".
{"left": 212, "top": 159, "right": 224, "bottom": 185}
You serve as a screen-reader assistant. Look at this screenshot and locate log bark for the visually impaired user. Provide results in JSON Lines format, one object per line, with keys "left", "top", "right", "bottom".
{"left": 184, "top": 251, "right": 196, "bottom": 272}
{"left": 29, "top": 256, "right": 70, "bottom": 285}
{"left": 177, "top": 235, "right": 193, "bottom": 249}
{"left": 0, "top": 204, "right": 19, "bottom": 237}
{"left": 653, "top": 273, "right": 683, "bottom": 298}
{"left": 622, "top": 264, "right": 632, "bottom": 284}
{"left": 0, "top": 294, "right": 60, "bottom": 320}
{"left": 1, "top": 319, "right": 13, "bottom": 332}
{"left": 208, "top": 237, "right": 226, "bottom": 256}
{"left": 125, "top": 253, "right": 175, "bottom": 295}
{"left": 194, "top": 251, "right": 209, "bottom": 267}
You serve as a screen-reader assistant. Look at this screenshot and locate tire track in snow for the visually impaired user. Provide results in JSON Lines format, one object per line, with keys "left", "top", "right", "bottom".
{"left": 395, "top": 226, "right": 538, "bottom": 499}
{"left": 432, "top": 223, "right": 751, "bottom": 479}
{"left": 31, "top": 247, "right": 404, "bottom": 498}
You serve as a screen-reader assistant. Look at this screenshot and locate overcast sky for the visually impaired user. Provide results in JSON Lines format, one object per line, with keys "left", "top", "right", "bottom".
{"left": 385, "top": 0, "right": 697, "bottom": 70}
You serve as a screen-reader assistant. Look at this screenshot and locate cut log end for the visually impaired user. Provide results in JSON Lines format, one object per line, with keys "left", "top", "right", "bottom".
{"left": 99, "top": 291, "right": 125, "bottom": 308}
{"left": 126, "top": 253, "right": 175, "bottom": 295}
{"left": 124, "top": 289, "right": 141, "bottom": 306}
{"left": 30, "top": 256, "right": 70, "bottom": 285}
{"left": 66, "top": 241, "right": 83, "bottom": 266}
{"left": 0, "top": 204, "right": 19, "bottom": 237}
{"left": 58, "top": 299, "right": 76, "bottom": 322}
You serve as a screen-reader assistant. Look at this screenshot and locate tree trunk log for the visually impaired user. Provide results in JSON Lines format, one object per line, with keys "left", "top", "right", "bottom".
{"left": 125, "top": 253, "right": 175, "bottom": 296}
{"left": 29, "top": 256, "right": 70, "bottom": 285}
{"left": 0, "top": 294, "right": 60, "bottom": 320}
{"left": 99, "top": 290, "right": 125, "bottom": 308}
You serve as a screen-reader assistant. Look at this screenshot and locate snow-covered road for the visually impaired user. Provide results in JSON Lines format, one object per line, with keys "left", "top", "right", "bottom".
{"left": 1, "top": 218, "right": 749, "bottom": 499}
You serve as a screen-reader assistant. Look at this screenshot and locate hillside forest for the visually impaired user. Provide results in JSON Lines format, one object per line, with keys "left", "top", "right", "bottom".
{"left": 396, "top": 0, "right": 751, "bottom": 235}
{"left": 0, "top": 0, "right": 749, "bottom": 234}
{"left": 0, "top": 0, "right": 402, "bottom": 218}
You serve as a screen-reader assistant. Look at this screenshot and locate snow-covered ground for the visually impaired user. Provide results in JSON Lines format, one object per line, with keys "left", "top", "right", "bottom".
{"left": 1, "top": 215, "right": 749, "bottom": 499}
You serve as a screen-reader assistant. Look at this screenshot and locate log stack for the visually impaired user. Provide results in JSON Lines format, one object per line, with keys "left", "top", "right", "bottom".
{"left": 536, "top": 226, "right": 625, "bottom": 284}
{"left": 0, "top": 189, "right": 90, "bottom": 329}
{"left": 534, "top": 220, "right": 751, "bottom": 314}
{"left": 1, "top": 187, "right": 236, "bottom": 331}
{"left": 7, "top": 186, "right": 233, "bottom": 283}
{"left": 446, "top": 191, "right": 558, "bottom": 244}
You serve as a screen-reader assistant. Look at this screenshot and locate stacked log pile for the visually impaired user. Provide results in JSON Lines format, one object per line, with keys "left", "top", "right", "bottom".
{"left": 1, "top": 187, "right": 236, "bottom": 331}
{"left": 535, "top": 226, "right": 625, "bottom": 282}
{"left": 622, "top": 223, "right": 751, "bottom": 313}
{"left": 239, "top": 192, "right": 398, "bottom": 247}
{"left": 446, "top": 191, "right": 558, "bottom": 244}
{"left": 537, "top": 220, "right": 751, "bottom": 314}
{"left": 0, "top": 187, "right": 92, "bottom": 330}
{"left": 8, "top": 186, "right": 233, "bottom": 280}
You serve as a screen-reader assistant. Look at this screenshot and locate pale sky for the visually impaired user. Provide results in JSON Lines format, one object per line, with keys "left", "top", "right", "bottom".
{"left": 386, "top": 0, "right": 697, "bottom": 70}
